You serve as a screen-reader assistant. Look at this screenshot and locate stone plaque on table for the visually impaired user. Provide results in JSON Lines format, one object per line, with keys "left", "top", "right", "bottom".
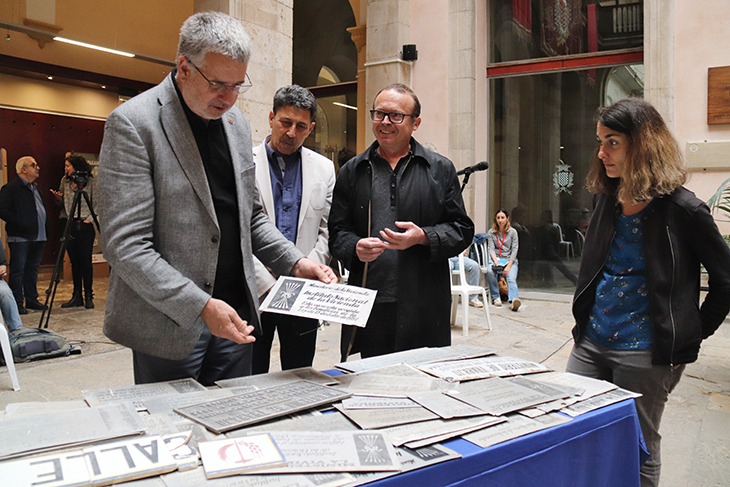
{"left": 416, "top": 354, "right": 551, "bottom": 381}
{"left": 334, "top": 403, "right": 439, "bottom": 430}
{"left": 83, "top": 378, "right": 207, "bottom": 409}
{"left": 216, "top": 367, "right": 337, "bottom": 389}
{"left": 0, "top": 435, "right": 177, "bottom": 486}
{"left": 446, "top": 377, "right": 565, "bottom": 416}
{"left": 247, "top": 431, "right": 400, "bottom": 474}
{"left": 175, "top": 381, "right": 351, "bottom": 434}
{"left": 199, "top": 433, "right": 287, "bottom": 479}
{"left": 463, "top": 412, "right": 571, "bottom": 448}
{"left": 336, "top": 345, "right": 494, "bottom": 373}
{"left": 561, "top": 388, "right": 642, "bottom": 417}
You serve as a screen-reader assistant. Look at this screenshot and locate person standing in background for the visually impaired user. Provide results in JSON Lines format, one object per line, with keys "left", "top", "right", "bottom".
{"left": 0, "top": 156, "right": 48, "bottom": 315}
{"left": 252, "top": 85, "right": 335, "bottom": 373}
{"left": 51, "top": 154, "right": 97, "bottom": 309}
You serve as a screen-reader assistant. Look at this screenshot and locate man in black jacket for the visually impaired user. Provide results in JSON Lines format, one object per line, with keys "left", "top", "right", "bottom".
{"left": 329, "top": 84, "right": 474, "bottom": 359}
{"left": 0, "top": 156, "right": 49, "bottom": 314}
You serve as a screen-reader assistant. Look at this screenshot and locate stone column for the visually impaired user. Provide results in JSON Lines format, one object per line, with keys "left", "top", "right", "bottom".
{"left": 364, "top": 0, "right": 412, "bottom": 147}
{"left": 644, "top": 0, "right": 674, "bottom": 129}
{"left": 194, "top": 0, "right": 293, "bottom": 144}
{"left": 347, "top": 25, "right": 368, "bottom": 154}
{"left": 448, "top": 0, "right": 477, "bottom": 213}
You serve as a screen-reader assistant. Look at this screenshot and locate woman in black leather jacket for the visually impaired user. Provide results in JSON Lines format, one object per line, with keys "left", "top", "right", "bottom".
{"left": 567, "top": 98, "right": 730, "bottom": 487}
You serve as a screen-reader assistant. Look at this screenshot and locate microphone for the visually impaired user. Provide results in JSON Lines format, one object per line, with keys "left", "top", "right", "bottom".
{"left": 456, "top": 161, "right": 489, "bottom": 176}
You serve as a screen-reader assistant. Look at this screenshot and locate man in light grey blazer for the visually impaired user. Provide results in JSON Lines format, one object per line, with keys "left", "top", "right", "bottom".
{"left": 97, "top": 12, "right": 335, "bottom": 386}
{"left": 251, "top": 85, "right": 336, "bottom": 374}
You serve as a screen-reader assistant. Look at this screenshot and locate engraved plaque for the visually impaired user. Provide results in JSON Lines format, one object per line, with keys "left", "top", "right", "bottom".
{"left": 175, "top": 381, "right": 351, "bottom": 434}
{"left": 708, "top": 66, "right": 730, "bottom": 125}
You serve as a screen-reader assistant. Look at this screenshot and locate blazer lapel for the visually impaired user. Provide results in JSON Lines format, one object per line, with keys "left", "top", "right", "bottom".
{"left": 158, "top": 77, "right": 216, "bottom": 223}
{"left": 298, "top": 148, "right": 314, "bottom": 230}
{"left": 223, "top": 110, "right": 254, "bottom": 227}
{"left": 254, "top": 142, "right": 275, "bottom": 222}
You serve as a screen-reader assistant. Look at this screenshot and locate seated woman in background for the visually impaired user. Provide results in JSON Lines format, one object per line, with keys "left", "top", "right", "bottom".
{"left": 486, "top": 209, "right": 520, "bottom": 311}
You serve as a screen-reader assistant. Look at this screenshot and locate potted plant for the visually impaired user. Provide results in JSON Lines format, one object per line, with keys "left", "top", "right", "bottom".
{"left": 707, "top": 176, "right": 730, "bottom": 247}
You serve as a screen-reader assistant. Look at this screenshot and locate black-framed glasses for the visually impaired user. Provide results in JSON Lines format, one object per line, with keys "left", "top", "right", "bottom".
{"left": 26, "top": 162, "right": 39, "bottom": 168}
{"left": 188, "top": 58, "right": 253, "bottom": 95}
{"left": 370, "top": 110, "right": 416, "bottom": 124}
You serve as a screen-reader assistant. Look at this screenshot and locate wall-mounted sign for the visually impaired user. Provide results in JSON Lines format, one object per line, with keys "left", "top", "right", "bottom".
{"left": 708, "top": 66, "right": 730, "bottom": 125}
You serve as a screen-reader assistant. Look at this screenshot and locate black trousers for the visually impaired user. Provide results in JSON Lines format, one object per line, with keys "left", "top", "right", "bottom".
{"left": 132, "top": 327, "right": 252, "bottom": 386}
{"left": 65, "top": 220, "right": 95, "bottom": 296}
{"left": 251, "top": 312, "right": 319, "bottom": 374}
{"left": 357, "top": 302, "right": 398, "bottom": 359}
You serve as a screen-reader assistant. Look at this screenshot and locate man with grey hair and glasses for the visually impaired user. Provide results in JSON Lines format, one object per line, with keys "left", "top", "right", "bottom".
{"left": 251, "top": 85, "right": 335, "bottom": 374}
{"left": 98, "top": 12, "right": 335, "bottom": 386}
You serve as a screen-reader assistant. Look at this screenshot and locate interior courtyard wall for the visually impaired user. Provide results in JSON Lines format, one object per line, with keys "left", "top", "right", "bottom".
{"left": 364, "top": 0, "right": 412, "bottom": 148}
{"left": 409, "top": 0, "right": 449, "bottom": 157}
{"left": 672, "top": 0, "right": 730, "bottom": 234}
{"left": 194, "top": 0, "right": 294, "bottom": 145}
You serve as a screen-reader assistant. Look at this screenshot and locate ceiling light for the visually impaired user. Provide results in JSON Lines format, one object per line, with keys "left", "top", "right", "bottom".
{"left": 47, "top": 76, "right": 53, "bottom": 80}
{"left": 101, "top": 85, "right": 106, "bottom": 89}
{"left": 53, "top": 36, "right": 135, "bottom": 58}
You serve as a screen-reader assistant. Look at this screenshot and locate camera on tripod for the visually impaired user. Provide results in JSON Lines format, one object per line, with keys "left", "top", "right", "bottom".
{"left": 69, "top": 170, "right": 90, "bottom": 189}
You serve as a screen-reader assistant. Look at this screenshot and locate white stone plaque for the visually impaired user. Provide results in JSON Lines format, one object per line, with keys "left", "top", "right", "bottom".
{"left": 562, "top": 388, "right": 641, "bottom": 417}
{"left": 259, "top": 277, "right": 376, "bottom": 327}
{"left": 0, "top": 435, "right": 177, "bottom": 486}
{"left": 199, "top": 433, "right": 287, "bottom": 479}
{"left": 336, "top": 345, "right": 495, "bottom": 373}
{"left": 247, "top": 431, "right": 400, "bottom": 474}
{"left": 462, "top": 412, "right": 572, "bottom": 448}
{"left": 83, "top": 378, "right": 207, "bottom": 409}
{"left": 334, "top": 404, "right": 439, "bottom": 430}
{"left": 416, "top": 355, "right": 551, "bottom": 381}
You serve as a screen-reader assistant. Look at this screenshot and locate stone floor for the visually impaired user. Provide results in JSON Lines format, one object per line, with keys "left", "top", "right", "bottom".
{"left": 0, "top": 279, "right": 728, "bottom": 487}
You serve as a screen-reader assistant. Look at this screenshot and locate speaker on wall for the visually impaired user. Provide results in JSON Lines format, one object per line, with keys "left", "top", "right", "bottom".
{"left": 402, "top": 44, "right": 418, "bottom": 61}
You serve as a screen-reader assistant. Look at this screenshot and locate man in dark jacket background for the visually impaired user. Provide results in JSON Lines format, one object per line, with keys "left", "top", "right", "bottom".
{"left": 329, "top": 83, "right": 474, "bottom": 359}
{"left": 0, "top": 156, "right": 49, "bottom": 315}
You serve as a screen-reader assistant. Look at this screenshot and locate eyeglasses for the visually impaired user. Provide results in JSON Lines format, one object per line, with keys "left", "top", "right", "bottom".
{"left": 188, "top": 59, "right": 253, "bottom": 95}
{"left": 25, "top": 163, "right": 39, "bottom": 169}
{"left": 370, "top": 110, "right": 416, "bottom": 124}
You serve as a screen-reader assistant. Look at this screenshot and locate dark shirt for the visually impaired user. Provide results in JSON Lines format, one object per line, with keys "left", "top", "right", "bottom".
{"left": 368, "top": 144, "right": 413, "bottom": 302}
{"left": 172, "top": 71, "right": 249, "bottom": 320}
{"left": 7, "top": 178, "right": 47, "bottom": 242}
{"left": 264, "top": 136, "right": 302, "bottom": 244}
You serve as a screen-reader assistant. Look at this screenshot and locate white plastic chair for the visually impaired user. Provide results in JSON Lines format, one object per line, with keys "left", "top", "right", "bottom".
{"left": 554, "top": 223, "right": 575, "bottom": 259}
{"left": 450, "top": 253, "right": 492, "bottom": 336}
{"left": 473, "top": 241, "right": 491, "bottom": 287}
{"left": 0, "top": 314, "right": 20, "bottom": 391}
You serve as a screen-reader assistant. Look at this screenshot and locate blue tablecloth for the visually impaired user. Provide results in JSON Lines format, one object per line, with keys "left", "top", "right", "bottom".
{"left": 371, "top": 399, "right": 647, "bottom": 487}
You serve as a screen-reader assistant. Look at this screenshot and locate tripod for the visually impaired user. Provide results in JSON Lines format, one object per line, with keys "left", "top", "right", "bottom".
{"left": 39, "top": 185, "right": 100, "bottom": 329}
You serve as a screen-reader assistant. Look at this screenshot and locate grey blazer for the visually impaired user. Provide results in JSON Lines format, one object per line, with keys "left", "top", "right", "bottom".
{"left": 98, "top": 74, "right": 303, "bottom": 360}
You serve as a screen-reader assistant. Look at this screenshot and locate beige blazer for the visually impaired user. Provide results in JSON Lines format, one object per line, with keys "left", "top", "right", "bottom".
{"left": 252, "top": 141, "right": 335, "bottom": 298}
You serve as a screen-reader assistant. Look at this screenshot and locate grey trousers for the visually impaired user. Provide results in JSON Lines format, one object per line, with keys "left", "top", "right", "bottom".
{"left": 566, "top": 337, "right": 685, "bottom": 487}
